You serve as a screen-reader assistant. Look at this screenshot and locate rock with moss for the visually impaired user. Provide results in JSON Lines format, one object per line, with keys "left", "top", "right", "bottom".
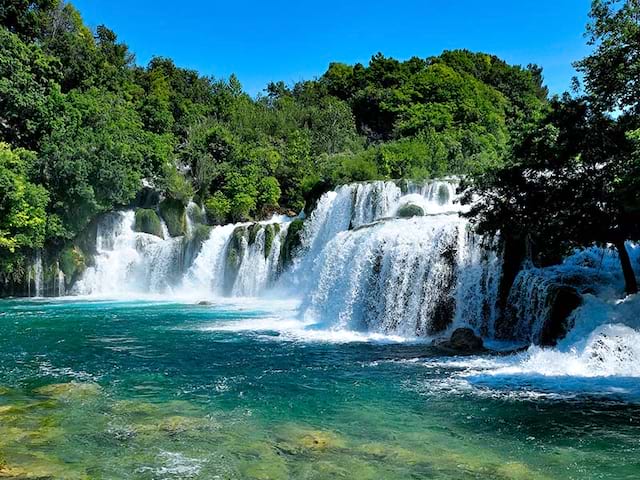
{"left": 134, "top": 208, "right": 164, "bottom": 238}
{"left": 264, "top": 224, "right": 280, "bottom": 259}
{"left": 58, "top": 246, "right": 86, "bottom": 281}
{"left": 280, "top": 219, "right": 304, "bottom": 269}
{"left": 159, "top": 198, "right": 187, "bottom": 237}
{"left": 224, "top": 226, "right": 247, "bottom": 293}
{"left": 397, "top": 203, "right": 425, "bottom": 218}
{"left": 183, "top": 224, "right": 211, "bottom": 268}
{"left": 248, "top": 223, "right": 262, "bottom": 245}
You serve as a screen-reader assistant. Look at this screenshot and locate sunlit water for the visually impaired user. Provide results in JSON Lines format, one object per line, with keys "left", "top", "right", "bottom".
{"left": 1, "top": 298, "right": 639, "bottom": 479}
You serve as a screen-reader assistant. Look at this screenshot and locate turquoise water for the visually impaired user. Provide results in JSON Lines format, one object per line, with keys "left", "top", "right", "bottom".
{"left": 0, "top": 299, "right": 639, "bottom": 479}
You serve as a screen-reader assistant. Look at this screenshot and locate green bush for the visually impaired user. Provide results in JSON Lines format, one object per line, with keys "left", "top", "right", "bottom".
{"left": 59, "top": 246, "right": 86, "bottom": 279}
{"left": 205, "top": 192, "right": 231, "bottom": 225}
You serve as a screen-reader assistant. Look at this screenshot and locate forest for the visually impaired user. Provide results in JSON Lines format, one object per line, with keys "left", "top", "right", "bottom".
{"left": 0, "top": 0, "right": 637, "bottom": 292}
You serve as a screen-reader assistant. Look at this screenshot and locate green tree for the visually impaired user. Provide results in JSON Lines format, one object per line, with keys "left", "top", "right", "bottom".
{"left": 0, "top": 143, "right": 48, "bottom": 264}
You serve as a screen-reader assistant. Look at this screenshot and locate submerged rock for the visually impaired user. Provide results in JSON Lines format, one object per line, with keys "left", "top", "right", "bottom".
{"left": 197, "top": 300, "right": 212, "bottom": 306}
{"left": 35, "top": 382, "right": 101, "bottom": 401}
{"left": 274, "top": 425, "right": 346, "bottom": 455}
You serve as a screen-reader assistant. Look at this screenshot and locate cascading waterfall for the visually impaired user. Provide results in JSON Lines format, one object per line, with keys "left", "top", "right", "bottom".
{"left": 69, "top": 179, "right": 639, "bottom": 349}
{"left": 286, "top": 180, "right": 502, "bottom": 337}
{"left": 75, "top": 209, "right": 292, "bottom": 298}
{"left": 181, "top": 219, "right": 289, "bottom": 297}
{"left": 71, "top": 180, "right": 504, "bottom": 339}
{"left": 504, "top": 244, "right": 640, "bottom": 343}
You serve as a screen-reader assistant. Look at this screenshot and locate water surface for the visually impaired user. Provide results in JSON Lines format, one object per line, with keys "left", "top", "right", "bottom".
{"left": 0, "top": 298, "right": 638, "bottom": 479}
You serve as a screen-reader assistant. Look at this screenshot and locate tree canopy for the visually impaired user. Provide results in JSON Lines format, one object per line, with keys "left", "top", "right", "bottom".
{"left": 0, "top": 0, "right": 548, "bottom": 275}
{"left": 468, "top": 0, "right": 640, "bottom": 294}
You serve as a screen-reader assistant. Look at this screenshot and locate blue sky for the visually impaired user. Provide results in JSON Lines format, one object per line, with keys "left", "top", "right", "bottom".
{"left": 73, "top": 0, "right": 592, "bottom": 97}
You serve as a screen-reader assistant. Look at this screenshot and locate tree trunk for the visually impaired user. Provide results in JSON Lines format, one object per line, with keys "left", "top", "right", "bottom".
{"left": 615, "top": 240, "right": 638, "bottom": 295}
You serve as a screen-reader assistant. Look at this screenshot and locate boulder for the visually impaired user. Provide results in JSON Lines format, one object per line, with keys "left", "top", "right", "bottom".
{"left": 539, "top": 285, "right": 582, "bottom": 346}
{"left": 397, "top": 203, "right": 425, "bottom": 218}
{"left": 159, "top": 198, "right": 187, "bottom": 237}
{"left": 134, "top": 208, "right": 163, "bottom": 238}
{"left": 443, "top": 328, "right": 485, "bottom": 352}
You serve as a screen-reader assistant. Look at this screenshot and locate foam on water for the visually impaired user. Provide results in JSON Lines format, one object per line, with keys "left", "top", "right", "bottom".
{"left": 410, "top": 294, "right": 640, "bottom": 401}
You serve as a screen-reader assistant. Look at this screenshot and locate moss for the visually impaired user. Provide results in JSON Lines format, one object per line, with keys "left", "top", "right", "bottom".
{"left": 159, "top": 198, "right": 186, "bottom": 237}
{"left": 182, "top": 224, "right": 211, "bottom": 267}
{"left": 224, "top": 226, "right": 247, "bottom": 293}
{"left": 58, "top": 246, "right": 86, "bottom": 280}
{"left": 134, "top": 208, "right": 163, "bottom": 238}
{"left": 397, "top": 203, "right": 425, "bottom": 218}
{"left": 248, "top": 223, "right": 262, "bottom": 245}
{"left": 280, "top": 219, "right": 304, "bottom": 269}
{"left": 264, "top": 224, "right": 276, "bottom": 259}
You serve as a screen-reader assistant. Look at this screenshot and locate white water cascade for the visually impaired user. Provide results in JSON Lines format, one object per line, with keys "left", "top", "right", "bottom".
{"left": 74, "top": 209, "right": 292, "bottom": 298}
{"left": 282, "top": 180, "right": 503, "bottom": 338}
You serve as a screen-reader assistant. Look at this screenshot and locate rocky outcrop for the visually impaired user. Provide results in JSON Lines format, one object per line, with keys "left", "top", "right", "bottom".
{"left": 538, "top": 285, "right": 582, "bottom": 346}
{"left": 280, "top": 219, "right": 304, "bottom": 269}
{"left": 134, "top": 209, "right": 163, "bottom": 238}
{"left": 437, "top": 328, "right": 485, "bottom": 353}
{"left": 397, "top": 203, "right": 425, "bottom": 218}
{"left": 159, "top": 198, "right": 186, "bottom": 237}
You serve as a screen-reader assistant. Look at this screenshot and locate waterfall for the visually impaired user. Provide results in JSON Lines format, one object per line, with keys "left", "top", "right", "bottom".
{"left": 181, "top": 220, "right": 289, "bottom": 297}
{"left": 282, "top": 180, "right": 501, "bottom": 338}
{"left": 57, "top": 268, "right": 65, "bottom": 297}
{"left": 74, "top": 209, "right": 292, "bottom": 298}
{"left": 30, "top": 252, "right": 43, "bottom": 297}
{"left": 74, "top": 211, "right": 186, "bottom": 295}
{"left": 504, "top": 244, "right": 640, "bottom": 343}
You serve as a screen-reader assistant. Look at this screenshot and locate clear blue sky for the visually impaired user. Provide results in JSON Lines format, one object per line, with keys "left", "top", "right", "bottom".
{"left": 73, "top": 0, "right": 592, "bottom": 97}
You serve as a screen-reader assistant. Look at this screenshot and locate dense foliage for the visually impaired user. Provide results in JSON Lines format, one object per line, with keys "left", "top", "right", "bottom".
{"left": 0, "top": 0, "right": 547, "bottom": 276}
{"left": 468, "top": 0, "right": 640, "bottom": 294}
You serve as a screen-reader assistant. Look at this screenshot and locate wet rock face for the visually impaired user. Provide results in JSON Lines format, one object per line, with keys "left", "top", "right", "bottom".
{"left": 539, "top": 285, "right": 583, "bottom": 346}
{"left": 445, "top": 328, "right": 485, "bottom": 352}
{"left": 134, "top": 208, "right": 164, "bottom": 238}
{"left": 159, "top": 198, "right": 187, "bottom": 237}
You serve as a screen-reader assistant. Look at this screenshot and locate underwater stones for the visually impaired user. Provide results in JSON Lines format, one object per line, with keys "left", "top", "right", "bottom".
{"left": 538, "top": 285, "right": 582, "bottom": 346}
{"left": 159, "top": 198, "right": 187, "bottom": 237}
{"left": 35, "top": 382, "right": 101, "bottom": 401}
{"left": 280, "top": 219, "right": 304, "bottom": 269}
{"left": 275, "top": 425, "right": 346, "bottom": 455}
{"left": 397, "top": 203, "right": 425, "bottom": 218}
{"left": 441, "top": 328, "right": 485, "bottom": 353}
{"left": 134, "top": 209, "right": 164, "bottom": 238}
